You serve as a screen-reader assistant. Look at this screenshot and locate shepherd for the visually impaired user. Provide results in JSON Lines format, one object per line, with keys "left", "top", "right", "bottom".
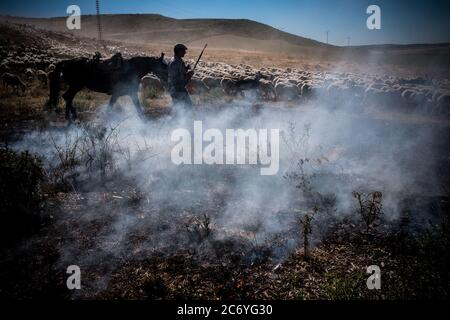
{"left": 168, "top": 43, "right": 207, "bottom": 107}
{"left": 168, "top": 44, "right": 194, "bottom": 107}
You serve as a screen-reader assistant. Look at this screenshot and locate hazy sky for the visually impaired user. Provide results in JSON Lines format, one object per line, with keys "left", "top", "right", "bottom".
{"left": 1, "top": 0, "right": 449, "bottom": 46}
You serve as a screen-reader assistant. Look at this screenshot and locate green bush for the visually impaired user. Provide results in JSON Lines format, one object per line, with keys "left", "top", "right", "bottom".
{"left": 0, "top": 147, "right": 44, "bottom": 247}
{"left": 321, "top": 270, "right": 367, "bottom": 300}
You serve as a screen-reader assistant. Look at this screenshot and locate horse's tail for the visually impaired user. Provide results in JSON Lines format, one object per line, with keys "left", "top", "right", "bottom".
{"left": 48, "top": 61, "right": 64, "bottom": 107}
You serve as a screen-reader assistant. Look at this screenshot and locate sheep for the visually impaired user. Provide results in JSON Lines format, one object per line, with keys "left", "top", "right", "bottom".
{"left": 186, "top": 78, "right": 210, "bottom": 95}
{"left": 140, "top": 74, "right": 164, "bottom": 99}
{"left": 220, "top": 78, "right": 238, "bottom": 96}
{"left": 25, "top": 68, "right": 34, "bottom": 81}
{"left": 350, "top": 84, "right": 366, "bottom": 97}
{"left": 410, "top": 91, "right": 427, "bottom": 112}
{"left": 275, "top": 81, "right": 300, "bottom": 101}
{"left": 0, "top": 62, "right": 9, "bottom": 73}
{"left": 202, "top": 76, "right": 222, "bottom": 89}
{"left": 1, "top": 73, "right": 26, "bottom": 94}
{"left": 401, "top": 89, "right": 416, "bottom": 101}
{"left": 435, "top": 93, "right": 450, "bottom": 116}
{"left": 300, "top": 83, "right": 313, "bottom": 98}
{"left": 36, "top": 69, "right": 48, "bottom": 86}
{"left": 363, "top": 87, "right": 383, "bottom": 106}
{"left": 258, "top": 79, "right": 276, "bottom": 101}
{"left": 325, "top": 83, "right": 355, "bottom": 107}
{"left": 382, "top": 89, "right": 404, "bottom": 109}
{"left": 399, "top": 77, "right": 431, "bottom": 86}
{"left": 326, "top": 83, "right": 345, "bottom": 97}
{"left": 398, "top": 88, "right": 429, "bottom": 113}
{"left": 431, "top": 89, "right": 445, "bottom": 105}
{"left": 229, "top": 72, "right": 264, "bottom": 97}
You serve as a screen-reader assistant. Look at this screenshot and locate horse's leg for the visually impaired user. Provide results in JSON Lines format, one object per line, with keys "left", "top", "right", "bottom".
{"left": 107, "top": 93, "right": 118, "bottom": 112}
{"left": 130, "top": 91, "right": 144, "bottom": 117}
{"left": 62, "top": 87, "right": 73, "bottom": 120}
{"left": 62, "top": 86, "right": 81, "bottom": 120}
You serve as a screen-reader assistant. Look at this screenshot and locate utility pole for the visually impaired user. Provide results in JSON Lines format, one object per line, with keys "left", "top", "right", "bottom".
{"left": 96, "top": 0, "right": 103, "bottom": 44}
{"left": 326, "top": 31, "right": 329, "bottom": 44}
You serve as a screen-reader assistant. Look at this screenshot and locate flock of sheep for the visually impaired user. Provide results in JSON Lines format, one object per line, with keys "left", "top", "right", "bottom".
{"left": 177, "top": 61, "right": 450, "bottom": 116}
{"left": 1, "top": 23, "right": 450, "bottom": 117}
{"left": 0, "top": 42, "right": 57, "bottom": 93}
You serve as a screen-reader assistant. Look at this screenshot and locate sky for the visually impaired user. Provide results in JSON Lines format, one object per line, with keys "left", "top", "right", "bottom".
{"left": 0, "top": 0, "right": 449, "bottom": 46}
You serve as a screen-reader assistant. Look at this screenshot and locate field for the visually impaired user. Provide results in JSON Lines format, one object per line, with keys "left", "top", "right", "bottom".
{"left": 0, "top": 21, "right": 449, "bottom": 300}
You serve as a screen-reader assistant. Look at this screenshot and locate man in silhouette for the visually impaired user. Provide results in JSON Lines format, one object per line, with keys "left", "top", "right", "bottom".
{"left": 168, "top": 44, "right": 193, "bottom": 106}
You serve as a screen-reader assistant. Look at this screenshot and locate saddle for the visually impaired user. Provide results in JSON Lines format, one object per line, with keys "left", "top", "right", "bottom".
{"left": 88, "top": 53, "right": 131, "bottom": 94}
{"left": 89, "top": 53, "right": 129, "bottom": 77}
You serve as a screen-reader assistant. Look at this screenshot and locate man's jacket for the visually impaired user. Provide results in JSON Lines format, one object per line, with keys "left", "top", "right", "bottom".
{"left": 168, "top": 56, "right": 189, "bottom": 94}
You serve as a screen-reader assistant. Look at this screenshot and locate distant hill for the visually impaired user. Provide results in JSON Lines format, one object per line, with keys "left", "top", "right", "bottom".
{"left": 350, "top": 42, "right": 450, "bottom": 55}
{"left": 0, "top": 14, "right": 332, "bottom": 54}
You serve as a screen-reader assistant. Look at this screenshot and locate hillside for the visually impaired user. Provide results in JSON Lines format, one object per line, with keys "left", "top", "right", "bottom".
{"left": 1, "top": 13, "right": 450, "bottom": 71}
{"left": 0, "top": 14, "right": 332, "bottom": 54}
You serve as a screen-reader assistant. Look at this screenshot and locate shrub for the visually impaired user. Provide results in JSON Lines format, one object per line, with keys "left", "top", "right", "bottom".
{"left": 352, "top": 191, "right": 383, "bottom": 232}
{"left": 80, "top": 122, "right": 119, "bottom": 181}
{"left": 186, "top": 213, "right": 212, "bottom": 243}
{"left": 301, "top": 213, "right": 313, "bottom": 258}
{"left": 321, "top": 270, "right": 367, "bottom": 300}
{"left": 0, "top": 147, "right": 44, "bottom": 247}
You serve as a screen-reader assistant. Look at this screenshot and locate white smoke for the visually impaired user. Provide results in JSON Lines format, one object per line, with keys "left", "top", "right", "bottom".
{"left": 11, "top": 87, "right": 442, "bottom": 296}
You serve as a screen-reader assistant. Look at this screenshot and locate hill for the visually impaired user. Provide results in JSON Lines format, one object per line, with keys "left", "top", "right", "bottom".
{"left": 0, "top": 14, "right": 332, "bottom": 54}
{"left": 1, "top": 14, "right": 449, "bottom": 71}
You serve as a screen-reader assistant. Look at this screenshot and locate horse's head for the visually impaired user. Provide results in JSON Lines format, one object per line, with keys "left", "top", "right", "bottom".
{"left": 129, "top": 54, "right": 168, "bottom": 86}
{"left": 151, "top": 53, "right": 168, "bottom": 86}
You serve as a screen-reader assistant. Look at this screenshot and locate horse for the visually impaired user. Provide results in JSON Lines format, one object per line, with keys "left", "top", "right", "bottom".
{"left": 48, "top": 53, "right": 168, "bottom": 120}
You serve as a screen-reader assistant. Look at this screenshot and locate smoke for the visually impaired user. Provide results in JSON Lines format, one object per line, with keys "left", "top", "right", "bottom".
{"left": 11, "top": 84, "right": 444, "bottom": 296}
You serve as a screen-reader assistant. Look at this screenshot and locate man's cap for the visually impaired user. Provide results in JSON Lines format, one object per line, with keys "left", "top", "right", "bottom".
{"left": 174, "top": 43, "right": 188, "bottom": 51}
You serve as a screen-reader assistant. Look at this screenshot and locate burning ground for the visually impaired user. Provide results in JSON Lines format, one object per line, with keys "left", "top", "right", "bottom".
{"left": 0, "top": 23, "right": 449, "bottom": 300}
{"left": 2, "top": 100, "right": 449, "bottom": 300}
